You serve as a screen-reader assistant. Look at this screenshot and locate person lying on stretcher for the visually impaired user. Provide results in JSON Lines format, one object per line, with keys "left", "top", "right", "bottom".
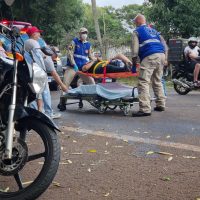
{"left": 81, "top": 53, "right": 133, "bottom": 74}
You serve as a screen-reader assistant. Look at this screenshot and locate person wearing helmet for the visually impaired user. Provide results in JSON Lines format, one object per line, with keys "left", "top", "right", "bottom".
{"left": 184, "top": 37, "right": 200, "bottom": 87}
{"left": 58, "top": 27, "right": 95, "bottom": 111}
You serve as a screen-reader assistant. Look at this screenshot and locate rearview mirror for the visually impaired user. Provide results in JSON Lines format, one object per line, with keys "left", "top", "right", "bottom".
{"left": 4, "top": 0, "right": 15, "bottom": 6}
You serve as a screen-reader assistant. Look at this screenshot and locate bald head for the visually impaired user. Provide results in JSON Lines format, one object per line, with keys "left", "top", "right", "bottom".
{"left": 134, "top": 14, "right": 146, "bottom": 27}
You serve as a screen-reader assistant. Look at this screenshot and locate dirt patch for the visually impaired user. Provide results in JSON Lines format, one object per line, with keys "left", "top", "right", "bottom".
{"left": 38, "top": 128, "right": 200, "bottom": 200}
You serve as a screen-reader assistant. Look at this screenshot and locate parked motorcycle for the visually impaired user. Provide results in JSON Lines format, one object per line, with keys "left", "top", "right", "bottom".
{"left": 172, "top": 61, "right": 200, "bottom": 95}
{"left": 0, "top": 22, "right": 60, "bottom": 200}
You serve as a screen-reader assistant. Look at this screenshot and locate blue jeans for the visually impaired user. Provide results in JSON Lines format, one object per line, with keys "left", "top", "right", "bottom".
{"left": 29, "top": 81, "right": 53, "bottom": 115}
{"left": 42, "top": 81, "right": 53, "bottom": 115}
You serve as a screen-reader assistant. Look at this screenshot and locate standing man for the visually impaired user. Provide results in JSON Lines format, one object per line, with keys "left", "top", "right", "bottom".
{"left": 58, "top": 27, "right": 95, "bottom": 111}
{"left": 131, "top": 14, "right": 167, "bottom": 117}
{"left": 25, "top": 26, "right": 67, "bottom": 118}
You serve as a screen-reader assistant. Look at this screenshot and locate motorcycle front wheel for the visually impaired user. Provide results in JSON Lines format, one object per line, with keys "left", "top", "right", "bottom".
{"left": 174, "top": 83, "right": 190, "bottom": 95}
{"left": 0, "top": 118, "right": 60, "bottom": 200}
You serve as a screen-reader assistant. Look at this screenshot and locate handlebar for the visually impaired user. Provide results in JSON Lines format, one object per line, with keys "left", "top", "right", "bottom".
{"left": 0, "top": 23, "right": 11, "bottom": 31}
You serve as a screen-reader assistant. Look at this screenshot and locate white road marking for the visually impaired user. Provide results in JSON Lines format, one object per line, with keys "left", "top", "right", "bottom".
{"left": 62, "top": 126, "right": 200, "bottom": 152}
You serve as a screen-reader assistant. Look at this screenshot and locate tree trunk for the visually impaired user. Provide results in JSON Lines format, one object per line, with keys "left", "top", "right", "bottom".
{"left": 91, "top": 0, "right": 105, "bottom": 58}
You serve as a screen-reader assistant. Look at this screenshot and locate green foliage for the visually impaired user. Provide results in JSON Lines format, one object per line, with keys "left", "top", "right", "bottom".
{"left": 83, "top": 4, "right": 140, "bottom": 49}
{"left": 0, "top": 0, "right": 84, "bottom": 46}
{"left": 145, "top": 0, "right": 200, "bottom": 39}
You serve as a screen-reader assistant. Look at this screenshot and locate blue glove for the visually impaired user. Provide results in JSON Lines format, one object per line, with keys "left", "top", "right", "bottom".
{"left": 73, "top": 64, "right": 79, "bottom": 72}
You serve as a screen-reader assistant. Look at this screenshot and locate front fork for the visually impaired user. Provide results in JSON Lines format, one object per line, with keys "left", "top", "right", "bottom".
{"left": 4, "top": 60, "right": 18, "bottom": 159}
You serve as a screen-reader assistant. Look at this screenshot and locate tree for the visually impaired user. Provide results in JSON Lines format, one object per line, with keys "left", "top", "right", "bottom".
{"left": 1, "top": 0, "right": 84, "bottom": 46}
{"left": 144, "top": 0, "right": 200, "bottom": 39}
{"left": 91, "top": 0, "right": 104, "bottom": 57}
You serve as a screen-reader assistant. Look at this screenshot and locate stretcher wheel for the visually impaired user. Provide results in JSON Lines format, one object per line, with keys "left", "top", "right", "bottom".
{"left": 79, "top": 100, "right": 83, "bottom": 109}
{"left": 98, "top": 105, "right": 107, "bottom": 114}
{"left": 107, "top": 105, "right": 117, "bottom": 110}
{"left": 121, "top": 105, "right": 131, "bottom": 116}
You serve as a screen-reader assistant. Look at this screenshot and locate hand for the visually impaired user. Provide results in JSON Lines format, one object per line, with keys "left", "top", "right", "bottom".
{"left": 73, "top": 64, "right": 79, "bottom": 72}
{"left": 164, "top": 60, "right": 168, "bottom": 66}
{"left": 126, "top": 61, "right": 132, "bottom": 67}
{"left": 60, "top": 84, "right": 68, "bottom": 92}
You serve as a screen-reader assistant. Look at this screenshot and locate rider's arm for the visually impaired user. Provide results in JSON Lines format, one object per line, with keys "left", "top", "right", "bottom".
{"left": 188, "top": 52, "right": 198, "bottom": 60}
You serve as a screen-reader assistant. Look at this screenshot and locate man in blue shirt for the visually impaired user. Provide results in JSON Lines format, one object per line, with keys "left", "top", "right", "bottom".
{"left": 58, "top": 27, "right": 95, "bottom": 111}
{"left": 131, "top": 14, "right": 167, "bottom": 117}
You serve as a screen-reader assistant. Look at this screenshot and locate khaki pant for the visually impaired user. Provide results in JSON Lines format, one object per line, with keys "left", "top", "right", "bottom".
{"left": 138, "top": 53, "right": 166, "bottom": 113}
{"left": 63, "top": 67, "right": 95, "bottom": 88}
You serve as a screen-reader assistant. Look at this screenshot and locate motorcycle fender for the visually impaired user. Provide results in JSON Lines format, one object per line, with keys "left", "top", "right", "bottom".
{"left": 14, "top": 106, "right": 60, "bottom": 132}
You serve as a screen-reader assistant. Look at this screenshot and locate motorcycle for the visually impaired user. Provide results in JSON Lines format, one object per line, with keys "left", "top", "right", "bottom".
{"left": 172, "top": 61, "right": 200, "bottom": 95}
{"left": 0, "top": 21, "right": 60, "bottom": 199}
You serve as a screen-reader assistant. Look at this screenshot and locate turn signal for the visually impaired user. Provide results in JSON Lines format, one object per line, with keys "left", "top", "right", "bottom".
{"left": 15, "top": 53, "right": 24, "bottom": 61}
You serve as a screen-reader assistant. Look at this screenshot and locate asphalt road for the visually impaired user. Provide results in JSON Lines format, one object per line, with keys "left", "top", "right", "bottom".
{"left": 37, "top": 86, "right": 200, "bottom": 200}
{"left": 51, "top": 87, "right": 200, "bottom": 152}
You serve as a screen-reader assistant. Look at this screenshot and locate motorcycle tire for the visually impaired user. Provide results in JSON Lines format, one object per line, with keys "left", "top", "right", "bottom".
{"left": 0, "top": 119, "right": 60, "bottom": 200}
{"left": 174, "top": 83, "right": 190, "bottom": 95}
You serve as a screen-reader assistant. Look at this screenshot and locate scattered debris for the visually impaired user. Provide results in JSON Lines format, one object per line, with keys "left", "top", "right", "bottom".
{"left": 112, "top": 146, "right": 123, "bottom": 148}
{"left": 22, "top": 181, "right": 33, "bottom": 186}
{"left": 168, "top": 157, "right": 173, "bottom": 161}
{"left": 70, "top": 152, "right": 83, "bottom": 155}
{"left": 0, "top": 187, "right": 9, "bottom": 192}
{"left": 87, "top": 149, "right": 97, "bottom": 153}
{"left": 146, "top": 151, "right": 154, "bottom": 155}
{"left": 157, "top": 152, "right": 173, "bottom": 156}
{"left": 104, "top": 192, "right": 110, "bottom": 197}
{"left": 67, "top": 159, "right": 73, "bottom": 164}
{"left": 160, "top": 176, "right": 171, "bottom": 181}
{"left": 52, "top": 181, "right": 61, "bottom": 187}
{"left": 87, "top": 168, "right": 91, "bottom": 172}
{"left": 183, "top": 156, "right": 197, "bottom": 159}
{"left": 104, "top": 151, "right": 110, "bottom": 155}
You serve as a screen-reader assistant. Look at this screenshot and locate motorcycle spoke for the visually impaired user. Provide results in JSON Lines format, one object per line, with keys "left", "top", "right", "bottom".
{"left": 14, "top": 173, "right": 23, "bottom": 190}
{"left": 28, "top": 152, "right": 46, "bottom": 162}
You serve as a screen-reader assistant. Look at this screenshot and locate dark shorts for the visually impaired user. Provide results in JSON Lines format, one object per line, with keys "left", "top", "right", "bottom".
{"left": 187, "top": 60, "right": 198, "bottom": 73}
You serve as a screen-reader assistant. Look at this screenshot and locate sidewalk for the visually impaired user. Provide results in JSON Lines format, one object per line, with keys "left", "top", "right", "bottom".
{"left": 39, "top": 128, "right": 200, "bottom": 200}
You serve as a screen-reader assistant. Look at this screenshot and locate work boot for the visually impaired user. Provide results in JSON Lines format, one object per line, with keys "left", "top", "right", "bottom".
{"left": 154, "top": 106, "right": 165, "bottom": 112}
{"left": 132, "top": 111, "right": 151, "bottom": 117}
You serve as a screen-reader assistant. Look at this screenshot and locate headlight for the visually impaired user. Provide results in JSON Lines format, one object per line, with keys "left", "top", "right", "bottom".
{"left": 29, "top": 62, "right": 47, "bottom": 94}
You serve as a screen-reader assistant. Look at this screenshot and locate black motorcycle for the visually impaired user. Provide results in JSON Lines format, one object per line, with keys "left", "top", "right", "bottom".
{"left": 0, "top": 22, "right": 60, "bottom": 199}
{"left": 172, "top": 60, "right": 200, "bottom": 95}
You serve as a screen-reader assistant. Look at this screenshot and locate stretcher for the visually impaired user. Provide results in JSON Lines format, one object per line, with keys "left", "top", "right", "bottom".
{"left": 62, "top": 82, "right": 139, "bottom": 116}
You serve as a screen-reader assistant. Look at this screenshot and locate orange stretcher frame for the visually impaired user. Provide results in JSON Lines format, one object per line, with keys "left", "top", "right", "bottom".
{"left": 78, "top": 71, "right": 138, "bottom": 79}
{"left": 78, "top": 61, "right": 139, "bottom": 83}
